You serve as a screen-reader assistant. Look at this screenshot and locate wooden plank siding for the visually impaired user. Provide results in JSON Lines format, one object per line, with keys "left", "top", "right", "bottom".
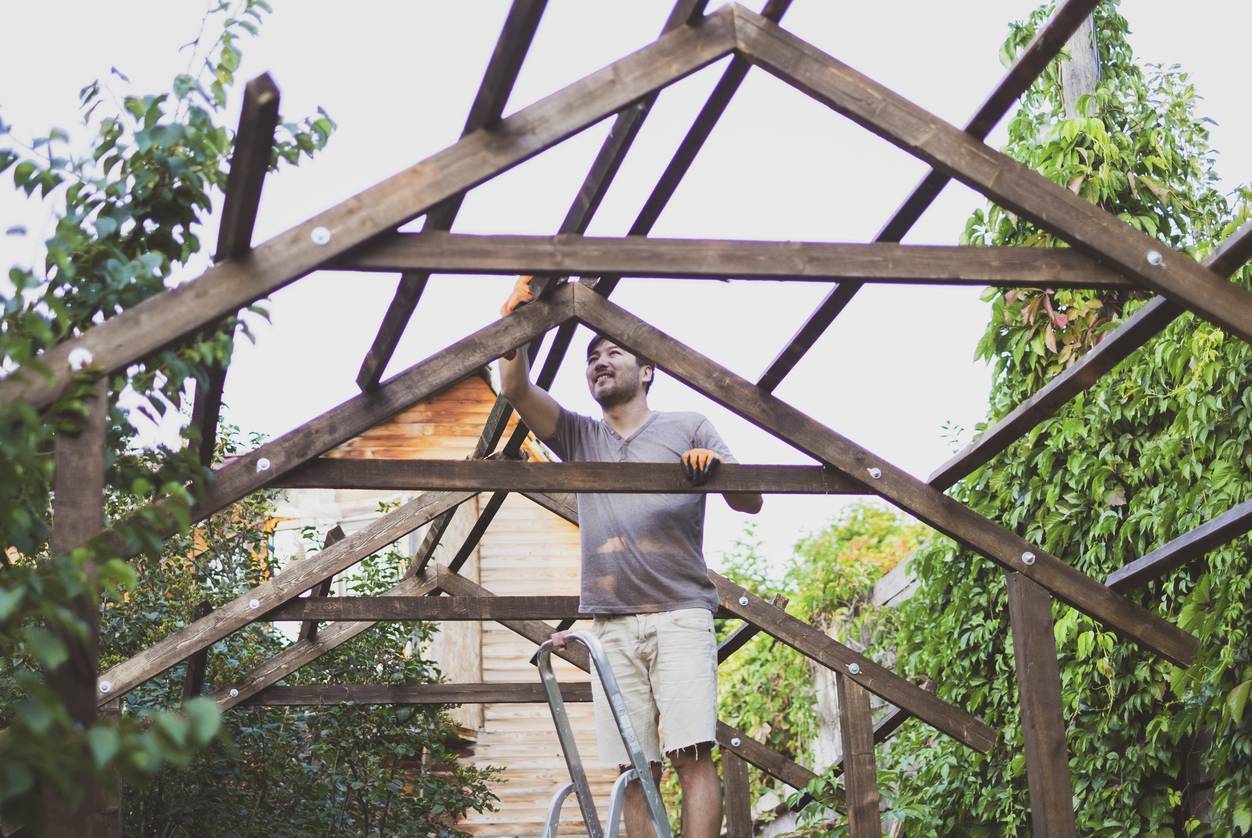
{"left": 281, "top": 371, "right": 611, "bottom": 837}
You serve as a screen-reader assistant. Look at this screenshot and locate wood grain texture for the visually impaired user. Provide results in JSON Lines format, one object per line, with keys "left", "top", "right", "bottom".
{"left": 1006, "top": 573, "right": 1077, "bottom": 837}
{"left": 1, "top": 9, "right": 736, "bottom": 410}
{"left": 276, "top": 459, "right": 860, "bottom": 494}
{"left": 755, "top": 0, "right": 1102, "bottom": 392}
{"left": 723, "top": 749, "right": 753, "bottom": 838}
{"left": 298, "top": 526, "right": 345, "bottom": 643}
{"left": 98, "top": 491, "right": 473, "bottom": 705}
{"left": 334, "top": 232, "right": 1131, "bottom": 288}
{"left": 357, "top": 0, "right": 548, "bottom": 390}
{"left": 573, "top": 284, "right": 1197, "bottom": 667}
{"left": 214, "top": 73, "right": 280, "bottom": 262}
{"left": 734, "top": 7, "right": 1252, "bottom": 344}
{"left": 246, "top": 682, "right": 592, "bottom": 706}
{"left": 1106, "top": 498, "right": 1252, "bottom": 593}
{"left": 269, "top": 595, "right": 587, "bottom": 622}
{"left": 835, "top": 673, "right": 881, "bottom": 837}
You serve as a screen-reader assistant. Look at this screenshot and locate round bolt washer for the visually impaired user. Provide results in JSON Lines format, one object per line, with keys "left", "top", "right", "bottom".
{"left": 848, "top": 662, "right": 861, "bottom": 675}
{"left": 256, "top": 457, "right": 271, "bottom": 472}
{"left": 1021, "top": 551, "right": 1037, "bottom": 566}
{"left": 249, "top": 598, "right": 260, "bottom": 610}
{"left": 730, "top": 737, "right": 742, "bottom": 748}
{"left": 737, "top": 595, "right": 749, "bottom": 607}
{"left": 228, "top": 688, "right": 239, "bottom": 698}
{"left": 68, "top": 347, "right": 95, "bottom": 371}
{"left": 867, "top": 467, "right": 882, "bottom": 479}
{"left": 310, "top": 226, "right": 331, "bottom": 245}
{"left": 99, "top": 680, "right": 113, "bottom": 694}
{"left": 1146, "top": 249, "right": 1164, "bottom": 267}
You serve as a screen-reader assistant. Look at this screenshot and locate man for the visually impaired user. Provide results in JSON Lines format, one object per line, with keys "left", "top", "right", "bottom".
{"left": 498, "top": 276, "right": 762, "bottom": 838}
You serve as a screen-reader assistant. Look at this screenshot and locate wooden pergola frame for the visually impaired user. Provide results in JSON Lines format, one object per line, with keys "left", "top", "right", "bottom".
{"left": 22, "top": 2, "right": 1252, "bottom": 835}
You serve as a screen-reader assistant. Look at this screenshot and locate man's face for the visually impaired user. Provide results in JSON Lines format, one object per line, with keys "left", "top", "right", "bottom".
{"left": 586, "top": 339, "right": 650, "bottom": 407}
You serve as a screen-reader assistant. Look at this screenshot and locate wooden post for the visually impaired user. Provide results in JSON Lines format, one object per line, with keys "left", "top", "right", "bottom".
{"left": 1060, "top": 15, "right": 1099, "bottom": 119}
{"left": 835, "top": 672, "right": 881, "bottom": 837}
{"left": 1005, "top": 572, "right": 1077, "bottom": 837}
{"left": 45, "top": 378, "right": 108, "bottom": 836}
{"left": 180, "top": 601, "right": 214, "bottom": 699}
{"left": 723, "top": 749, "right": 753, "bottom": 838}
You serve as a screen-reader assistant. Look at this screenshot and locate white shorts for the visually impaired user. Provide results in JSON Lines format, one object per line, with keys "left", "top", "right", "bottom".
{"left": 590, "top": 609, "right": 718, "bottom": 766}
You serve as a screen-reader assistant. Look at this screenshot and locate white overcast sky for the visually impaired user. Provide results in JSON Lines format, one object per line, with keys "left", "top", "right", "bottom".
{"left": 3, "top": 2, "right": 1250, "bottom": 572}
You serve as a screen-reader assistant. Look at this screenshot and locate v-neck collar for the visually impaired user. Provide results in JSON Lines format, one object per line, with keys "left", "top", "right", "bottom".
{"left": 605, "top": 410, "right": 658, "bottom": 444}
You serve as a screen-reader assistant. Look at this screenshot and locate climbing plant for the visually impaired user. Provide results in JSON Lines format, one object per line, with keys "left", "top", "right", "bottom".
{"left": 0, "top": 1, "right": 335, "bottom": 826}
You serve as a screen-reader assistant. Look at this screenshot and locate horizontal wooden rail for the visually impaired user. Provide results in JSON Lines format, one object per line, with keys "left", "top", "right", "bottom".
{"left": 274, "top": 459, "right": 860, "bottom": 494}
{"left": 268, "top": 595, "right": 588, "bottom": 622}
{"left": 1106, "top": 498, "right": 1252, "bottom": 593}
{"left": 246, "top": 681, "right": 592, "bottom": 706}
{"left": 332, "top": 233, "right": 1132, "bottom": 288}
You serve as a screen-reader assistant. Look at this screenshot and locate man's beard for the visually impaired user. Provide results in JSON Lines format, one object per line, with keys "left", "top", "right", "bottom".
{"left": 591, "top": 370, "right": 641, "bottom": 408}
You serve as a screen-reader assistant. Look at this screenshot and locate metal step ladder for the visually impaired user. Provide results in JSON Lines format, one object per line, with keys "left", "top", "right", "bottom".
{"left": 535, "top": 631, "right": 671, "bottom": 838}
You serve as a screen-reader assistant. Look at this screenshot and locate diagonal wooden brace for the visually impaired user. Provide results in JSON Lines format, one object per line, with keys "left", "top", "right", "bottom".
{"left": 570, "top": 282, "right": 1198, "bottom": 667}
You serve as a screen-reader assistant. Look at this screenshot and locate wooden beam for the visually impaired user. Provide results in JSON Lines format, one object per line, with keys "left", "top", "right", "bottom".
{"left": 1006, "top": 572, "right": 1077, "bottom": 837}
{"left": 1, "top": 9, "right": 737, "bottom": 411}
{"left": 835, "top": 672, "right": 882, "bottom": 837}
{"left": 723, "top": 748, "right": 753, "bottom": 838}
{"left": 572, "top": 283, "right": 1198, "bottom": 666}
{"left": 276, "top": 459, "right": 861, "bottom": 495}
{"left": 45, "top": 378, "right": 107, "bottom": 837}
{"left": 1106, "top": 498, "right": 1252, "bottom": 593}
{"left": 716, "top": 721, "right": 841, "bottom": 813}
{"left": 298, "top": 526, "right": 345, "bottom": 643}
{"left": 97, "top": 491, "right": 473, "bottom": 706}
{"left": 208, "top": 571, "right": 441, "bottom": 710}
{"left": 755, "top": 0, "right": 1101, "bottom": 392}
{"left": 356, "top": 0, "right": 548, "bottom": 390}
{"left": 712, "top": 571, "right": 995, "bottom": 753}
{"left": 734, "top": 6, "right": 1252, "bottom": 345}
{"left": 245, "top": 681, "right": 591, "bottom": 706}
{"left": 718, "top": 593, "right": 788, "bottom": 663}
{"left": 269, "top": 595, "right": 587, "bottom": 622}
{"left": 180, "top": 601, "right": 214, "bottom": 700}
{"left": 335, "top": 233, "right": 1132, "bottom": 288}
{"left": 95, "top": 289, "right": 569, "bottom": 563}
{"left": 928, "top": 220, "right": 1252, "bottom": 490}
{"left": 214, "top": 73, "right": 281, "bottom": 262}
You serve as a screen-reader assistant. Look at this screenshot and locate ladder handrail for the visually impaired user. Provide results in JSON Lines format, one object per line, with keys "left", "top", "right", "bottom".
{"left": 536, "top": 631, "right": 672, "bottom": 838}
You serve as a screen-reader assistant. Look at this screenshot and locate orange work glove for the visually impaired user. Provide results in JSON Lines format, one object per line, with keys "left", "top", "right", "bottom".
{"left": 501, "top": 275, "right": 535, "bottom": 360}
{"left": 681, "top": 448, "right": 721, "bottom": 485}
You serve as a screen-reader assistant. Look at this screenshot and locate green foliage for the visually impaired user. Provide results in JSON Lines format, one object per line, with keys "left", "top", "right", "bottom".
{"left": 0, "top": 1, "right": 336, "bottom": 826}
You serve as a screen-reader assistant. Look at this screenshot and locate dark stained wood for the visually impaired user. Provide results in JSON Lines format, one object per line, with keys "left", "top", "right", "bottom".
{"left": 45, "top": 378, "right": 107, "bottom": 837}
{"left": 246, "top": 681, "right": 592, "bottom": 706}
{"left": 520, "top": 490, "right": 579, "bottom": 525}
{"left": 711, "top": 570, "right": 995, "bottom": 752}
{"left": 276, "top": 459, "right": 861, "bottom": 494}
{"left": 269, "top": 595, "right": 587, "bottom": 622}
{"left": 95, "top": 289, "right": 569, "bottom": 564}
{"left": 356, "top": 0, "right": 548, "bottom": 390}
{"left": 97, "top": 491, "right": 474, "bottom": 706}
{"left": 737, "top": 4, "right": 1252, "bottom": 403}
{"left": 930, "top": 219, "right": 1252, "bottom": 490}
{"left": 755, "top": 0, "right": 1101, "bottom": 392}
{"left": 835, "top": 672, "right": 881, "bottom": 837}
{"left": 718, "top": 593, "right": 788, "bottom": 663}
{"left": 210, "top": 570, "right": 441, "bottom": 709}
{"left": 722, "top": 748, "right": 753, "bottom": 838}
{"left": 180, "top": 601, "right": 214, "bottom": 700}
{"left": 3, "top": 10, "right": 737, "bottom": 411}
{"left": 299, "top": 526, "right": 345, "bottom": 643}
{"left": 334, "top": 232, "right": 1132, "bottom": 288}
{"left": 573, "top": 284, "right": 1198, "bottom": 667}
{"left": 716, "top": 721, "right": 842, "bottom": 813}
{"left": 1006, "top": 572, "right": 1077, "bottom": 837}
{"left": 214, "top": 73, "right": 281, "bottom": 262}
{"left": 1106, "top": 498, "right": 1252, "bottom": 593}
{"left": 189, "top": 358, "right": 229, "bottom": 468}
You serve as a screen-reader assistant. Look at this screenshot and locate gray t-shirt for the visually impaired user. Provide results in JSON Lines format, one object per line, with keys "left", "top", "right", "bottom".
{"left": 542, "top": 408, "right": 735, "bottom": 614}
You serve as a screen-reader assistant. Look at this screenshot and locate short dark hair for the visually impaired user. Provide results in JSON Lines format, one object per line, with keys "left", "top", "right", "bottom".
{"left": 586, "top": 334, "right": 654, "bottom": 393}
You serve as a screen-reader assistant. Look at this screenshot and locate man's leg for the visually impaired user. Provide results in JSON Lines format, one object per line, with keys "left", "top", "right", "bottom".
{"left": 621, "top": 761, "right": 665, "bottom": 838}
{"left": 669, "top": 742, "right": 722, "bottom": 838}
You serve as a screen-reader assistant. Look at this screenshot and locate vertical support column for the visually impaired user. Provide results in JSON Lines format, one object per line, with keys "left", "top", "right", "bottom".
{"left": 835, "top": 671, "right": 881, "bottom": 837}
{"left": 1006, "top": 571, "right": 1077, "bottom": 837}
{"left": 723, "top": 749, "right": 752, "bottom": 838}
{"left": 44, "top": 378, "right": 108, "bottom": 836}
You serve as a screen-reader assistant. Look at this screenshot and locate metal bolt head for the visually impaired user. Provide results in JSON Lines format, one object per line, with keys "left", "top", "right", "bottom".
{"left": 867, "top": 467, "right": 882, "bottom": 480}
{"left": 228, "top": 688, "right": 239, "bottom": 698}
{"left": 310, "top": 226, "right": 331, "bottom": 245}
{"left": 848, "top": 663, "right": 861, "bottom": 675}
{"left": 1021, "top": 551, "right": 1037, "bottom": 566}
{"left": 256, "top": 457, "right": 271, "bottom": 472}
{"left": 99, "top": 680, "right": 113, "bottom": 694}
{"left": 1146, "top": 249, "right": 1164, "bottom": 267}
{"left": 730, "top": 737, "right": 742, "bottom": 748}
{"left": 249, "top": 598, "right": 260, "bottom": 610}
{"left": 68, "top": 347, "right": 94, "bottom": 371}
{"left": 737, "top": 595, "right": 749, "bottom": 607}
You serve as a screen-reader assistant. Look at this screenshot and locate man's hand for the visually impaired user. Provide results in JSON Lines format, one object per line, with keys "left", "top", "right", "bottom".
{"left": 681, "top": 448, "right": 721, "bottom": 485}
{"left": 550, "top": 630, "right": 573, "bottom": 651}
{"left": 501, "top": 274, "right": 535, "bottom": 317}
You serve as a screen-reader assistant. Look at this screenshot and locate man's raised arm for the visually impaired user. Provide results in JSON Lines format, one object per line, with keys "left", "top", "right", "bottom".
{"left": 498, "top": 276, "right": 561, "bottom": 441}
